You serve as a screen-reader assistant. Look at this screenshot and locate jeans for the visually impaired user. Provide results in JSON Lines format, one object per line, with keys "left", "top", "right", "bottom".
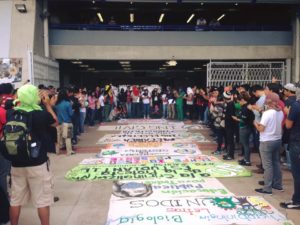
{"left": 126, "top": 102, "right": 132, "bottom": 118}
{"left": 225, "top": 126, "right": 235, "bottom": 158}
{"left": 132, "top": 102, "right": 139, "bottom": 118}
{"left": 162, "top": 104, "right": 168, "bottom": 118}
{"left": 79, "top": 111, "right": 86, "bottom": 133}
{"left": 239, "top": 126, "right": 252, "bottom": 162}
{"left": 168, "top": 104, "right": 175, "bottom": 119}
{"left": 260, "top": 140, "right": 282, "bottom": 192}
{"left": 0, "top": 153, "right": 10, "bottom": 198}
{"left": 289, "top": 141, "right": 300, "bottom": 203}
{"left": 104, "top": 105, "right": 111, "bottom": 121}
{"left": 203, "top": 106, "right": 209, "bottom": 124}
{"left": 284, "top": 144, "right": 291, "bottom": 170}
{"left": 88, "top": 108, "right": 96, "bottom": 126}
{"left": 216, "top": 127, "right": 225, "bottom": 151}
{"left": 143, "top": 104, "right": 150, "bottom": 118}
{"left": 72, "top": 113, "right": 80, "bottom": 142}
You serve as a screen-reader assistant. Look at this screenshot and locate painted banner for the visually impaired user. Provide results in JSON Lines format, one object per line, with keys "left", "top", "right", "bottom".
{"left": 65, "top": 162, "right": 251, "bottom": 181}
{"left": 106, "top": 195, "right": 292, "bottom": 225}
{"left": 111, "top": 178, "right": 233, "bottom": 199}
{"left": 0, "top": 58, "right": 22, "bottom": 84}
{"left": 97, "top": 133, "right": 209, "bottom": 144}
{"left": 98, "top": 147, "right": 202, "bottom": 157}
{"left": 118, "top": 119, "right": 169, "bottom": 124}
{"left": 98, "top": 124, "right": 206, "bottom": 131}
{"left": 98, "top": 124, "right": 187, "bottom": 131}
{"left": 102, "top": 142, "right": 200, "bottom": 150}
{"left": 80, "top": 155, "right": 218, "bottom": 165}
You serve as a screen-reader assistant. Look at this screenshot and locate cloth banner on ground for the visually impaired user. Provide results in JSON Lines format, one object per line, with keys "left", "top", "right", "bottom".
{"left": 97, "top": 133, "right": 209, "bottom": 144}
{"left": 117, "top": 119, "right": 168, "bottom": 124}
{"left": 111, "top": 178, "right": 233, "bottom": 199}
{"left": 102, "top": 142, "right": 200, "bottom": 150}
{"left": 98, "top": 124, "right": 187, "bottom": 131}
{"left": 105, "top": 195, "right": 292, "bottom": 225}
{"left": 65, "top": 162, "right": 251, "bottom": 181}
{"left": 98, "top": 147, "right": 202, "bottom": 157}
{"left": 80, "top": 155, "right": 218, "bottom": 165}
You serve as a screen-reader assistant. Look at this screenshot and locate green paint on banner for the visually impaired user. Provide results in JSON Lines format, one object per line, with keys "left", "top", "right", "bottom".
{"left": 65, "top": 162, "right": 252, "bottom": 181}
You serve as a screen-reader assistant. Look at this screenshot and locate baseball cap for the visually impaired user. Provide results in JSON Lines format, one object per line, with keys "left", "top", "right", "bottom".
{"left": 284, "top": 83, "right": 297, "bottom": 92}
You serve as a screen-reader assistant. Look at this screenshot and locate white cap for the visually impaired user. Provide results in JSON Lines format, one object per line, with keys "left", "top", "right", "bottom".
{"left": 284, "top": 83, "right": 297, "bottom": 92}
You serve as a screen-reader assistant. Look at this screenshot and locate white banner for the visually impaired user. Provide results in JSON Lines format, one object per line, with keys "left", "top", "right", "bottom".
{"left": 98, "top": 124, "right": 187, "bottom": 131}
{"left": 106, "top": 196, "right": 291, "bottom": 225}
{"left": 80, "top": 155, "right": 219, "bottom": 165}
{"left": 111, "top": 178, "right": 232, "bottom": 199}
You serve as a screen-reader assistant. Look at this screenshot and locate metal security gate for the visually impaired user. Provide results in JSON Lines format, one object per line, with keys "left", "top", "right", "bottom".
{"left": 207, "top": 61, "right": 286, "bottom": 87}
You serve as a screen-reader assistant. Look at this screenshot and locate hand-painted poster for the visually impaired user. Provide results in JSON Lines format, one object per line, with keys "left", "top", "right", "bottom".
{"left": 97, "top": 133, "right": 209, "bottom": 144}
{"left": 80, "top": 155, "right": 218, "bottom": 165}
{"left": 98, "top": 146, "right": 202, "bottom": 157}
{"left": 98, "top": 124, "right": 187, "bottom": 131}
{"left": 118, "top": 119, "right": 169, "bottom": 124}
{"left": 65, "top": 162, "right": 251, "bottom": 181}
{"left": 106, "top": 196, "right": 292, "bottom": 225}
{"left": 102, "top": 142, "right": 200, "bottom": 150}
{"left": 111, "top": 178, "right": 233, "bottom": 199}
{"left": 0, "top": 58, "right": 22, "bottom": 84}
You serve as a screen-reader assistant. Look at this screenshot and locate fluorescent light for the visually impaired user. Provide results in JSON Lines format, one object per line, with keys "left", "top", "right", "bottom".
{"left": 97, "top": 12, "right": 104, "bottom": 23}
{"left": 87, "top": 68, "right": 95, "bottom": 71}
{"left": 79, "top": 65, "right": 89, "bottom": 68}
{"left": 71, "top": 61, "right": 82, "bottom": 64}
{"left": 201, "top": 2, "right": 204, "bottom": 5}
{"left": 159, "top": 13, "right": 165, "bottom": 23}
{"left": 122, "top": 64, "right": 131, "bottom": 67}
{"left": 187, "top": 14, "right": 195, "bottom": 24}
{"left": 194, "top": 67, "right": 202, "bottom": 70}
{"left": 217, "top": 14, "right": 226, "bottom": 21}
{"left": 92, "top": 0, "right": 95, "bottom": 4}
{"left": 130, "top": 13, "right": 134, "bottom": 23}
{"left": 235, "top": 3, "right": 238, "bottom": 6}
{"left": 120, "top": 61, "right": 130, "bottom": 64}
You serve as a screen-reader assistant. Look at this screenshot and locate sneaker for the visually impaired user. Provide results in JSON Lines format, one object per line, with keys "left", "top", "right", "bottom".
{"left": 273, "top": 187, "right": 284, "bottom": 192}
{"left": 280, "top": 201, "right": 300, "bottom": 209}
{"left": 239, "top": 160, "right": 251, "bottom": 166}
{"left": 255, "top": 188, "right": 272, "bottom": 195}
{"left": 212, "top": 150, "right": 221, "bottom": 155}
{"left": 238, "top": 159, "right": 245, "bottom": 164}
{"left": 223, "top": 155, "right": 234, "bottom": 160}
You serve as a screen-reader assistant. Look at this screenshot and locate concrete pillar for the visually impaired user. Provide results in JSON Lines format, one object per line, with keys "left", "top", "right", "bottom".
{"left": 9, "top": 0, "right": 37, "bottom": 86}
{"left": 43, "top": 0, "right": 49, "bottom": 57}
{"left": 295, "top": 17, "right": 300, "bottom": 83}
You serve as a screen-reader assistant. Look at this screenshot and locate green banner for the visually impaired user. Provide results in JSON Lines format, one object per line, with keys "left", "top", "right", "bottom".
{"left": 65, "top": 162, "right": 251, "bottom": 181}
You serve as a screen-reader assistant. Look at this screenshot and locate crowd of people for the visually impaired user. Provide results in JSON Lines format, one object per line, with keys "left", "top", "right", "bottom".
{"left": 0, "top": 79, "right": 300, "bottom": 225}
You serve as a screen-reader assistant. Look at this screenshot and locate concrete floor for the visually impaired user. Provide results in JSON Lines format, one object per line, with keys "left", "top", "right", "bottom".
{"left": 16, "top": 122, "right": 299, "bottom": 225}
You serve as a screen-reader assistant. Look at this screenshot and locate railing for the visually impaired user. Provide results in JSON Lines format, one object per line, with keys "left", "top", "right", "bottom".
{"left": 50, "top": 23, "right": 292, "bottom": 32}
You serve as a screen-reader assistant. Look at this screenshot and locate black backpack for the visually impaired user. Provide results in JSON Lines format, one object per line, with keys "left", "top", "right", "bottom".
{"left": 0, "top": 110, "right": 40, "bottom": 163}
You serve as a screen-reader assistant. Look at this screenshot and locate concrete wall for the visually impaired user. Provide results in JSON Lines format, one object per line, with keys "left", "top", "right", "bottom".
{"left": 0, "top": 1, "right": 12, "bottom": 58}
{"left": 50, "top": 30, "right": 293, "bottom": 46}
{"left": 49, "top": 30, "right": 292, "bottom": 60}
{"left": 34, "top": 0, "right": 45, "bottom": 57}
{"left": 50, "top": 45, "right": 292, "bottom": 60}
{"left": 9, "top": 0, "right": 37, "bottom": 85}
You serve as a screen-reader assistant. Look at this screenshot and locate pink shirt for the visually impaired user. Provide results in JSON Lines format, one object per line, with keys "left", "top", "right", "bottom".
{"left": 88, "top": 96, "right": 96, "bottom": 110}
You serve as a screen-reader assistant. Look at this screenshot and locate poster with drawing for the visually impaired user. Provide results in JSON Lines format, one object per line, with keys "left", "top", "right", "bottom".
{"left": 80, "top": 155, "right": 218, "bottom": 165}
{"left": 106, "top": 196, "right": 292, "bottom": 225}
{"left": 0, "top": 58, "right": 22, "bottom": 84}
{"left": 65, "top": 162, "right": 251, "bottom": 181}
{"left": 111, "top": 178, "right": 233, "bottom": 199}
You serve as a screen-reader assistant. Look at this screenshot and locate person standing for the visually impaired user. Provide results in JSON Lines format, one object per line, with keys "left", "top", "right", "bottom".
{"left": 142, "top": 89, "right": 151, "bottom": 119}
{"left": 223, "top": 91, "right": 236, "bottom": 160}
{"left": 131, "top": 86, "right": 140, "bottom": 118}
{"left": 3, "top": 85, "right": 57, "bottom": 225}
{"left": 254, "top": 93, "right": 284, "bottom": 195}
{"left": 125, "top": 86, "right": 132, "bottom": 118}
{"left": 175, "top": 89, "right": 185, "bottom": 121}
{"left": 55, "top": 89, "right": 75, "bottom": 155}
{"left": 232, "top": 92, "right": 254, "bottom": 166}
{"left": 280, "top": 88, "right": 300, "bottom": 209}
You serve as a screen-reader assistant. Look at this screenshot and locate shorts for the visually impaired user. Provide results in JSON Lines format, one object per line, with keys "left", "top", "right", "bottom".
{"left": 10, "top": 162, "right": 54, "bottom": 208}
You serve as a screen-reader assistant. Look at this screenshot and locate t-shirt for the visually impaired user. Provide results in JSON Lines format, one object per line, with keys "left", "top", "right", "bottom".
{"left": 12, "top": 110, "right": 55, "bottom": 167}
{"left": 142, "top": 94, "right": 150, "bottom": 104}
{"left": 259, "top": 109, "right": 284, "bottom": 142}
{"left": 55, "top": 100, "right": 73, "bottom": 124}
{"left": 99, "top": 95, "right": 105, "bottom": 107}
{"left": 285, "top": 96, "right": 296, "bottom": 108}
{"left": 254, "top": 95, "right": 266, "bottom": 122}
{"left": 288, "top": 101, "right": 300, "bottom": 142}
